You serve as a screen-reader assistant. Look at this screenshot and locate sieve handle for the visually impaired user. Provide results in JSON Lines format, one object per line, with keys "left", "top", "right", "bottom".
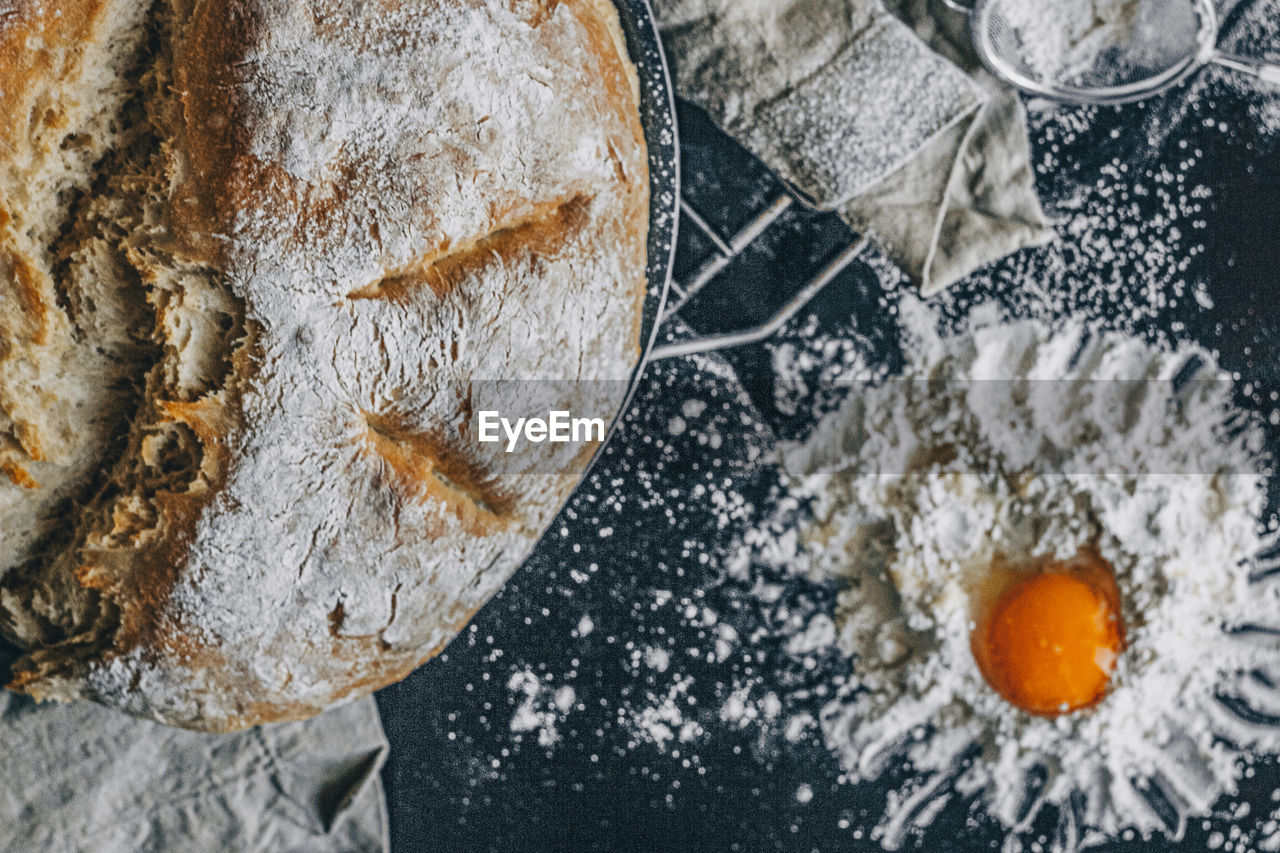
{"left": 1212, "top": 52, "right": 1280, "bottom": 86}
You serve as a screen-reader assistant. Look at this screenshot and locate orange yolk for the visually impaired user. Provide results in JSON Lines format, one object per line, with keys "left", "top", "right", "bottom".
{"left": 971, "top": 550, "right": 1124, "bottom": 717}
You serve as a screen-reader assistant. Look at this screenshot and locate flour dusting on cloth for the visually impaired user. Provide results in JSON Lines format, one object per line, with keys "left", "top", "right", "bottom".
{"left": 654, "top": 0, "right": 983, "bottom": 208}
{"left": 780, "top": 298, "right": 1280, "bottom": 849}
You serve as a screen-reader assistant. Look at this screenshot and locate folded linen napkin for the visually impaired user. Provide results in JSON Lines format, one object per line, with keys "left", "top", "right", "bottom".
{"left": 0, "top": 650, "right": 389, "bottom": 853}
{"left": 654, "top": 0, "right": 1053, "bottom": 293}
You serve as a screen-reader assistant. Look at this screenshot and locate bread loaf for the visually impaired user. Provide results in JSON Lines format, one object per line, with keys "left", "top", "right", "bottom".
{"left": 0, "top": 0, "right": 648, "bottom": 731}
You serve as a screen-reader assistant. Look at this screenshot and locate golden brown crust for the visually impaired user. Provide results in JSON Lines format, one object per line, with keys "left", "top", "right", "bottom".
{"left": 0, "top": 0, "right": 114, "bottom": 470}
{"left": 168, "top": 0, "right": 258, "bottom": 264}
{"left": 0, "top": 0, "right": 110, "bottom": 145}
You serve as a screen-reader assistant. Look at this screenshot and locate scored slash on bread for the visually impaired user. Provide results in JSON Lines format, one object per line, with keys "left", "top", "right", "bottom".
{"left": 0, "top": 0, "right": 648, "bottom": 731}
{"left": 346, "top": 193, "right": 593, "bottom": 303}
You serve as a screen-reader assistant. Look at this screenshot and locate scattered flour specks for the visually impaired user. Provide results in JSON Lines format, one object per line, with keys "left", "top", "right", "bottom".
{"left": 508, "top": 669, "right": 577, "bottom": 748}
{"left": 625, "top": 673, "right": 704, "bottom": 750}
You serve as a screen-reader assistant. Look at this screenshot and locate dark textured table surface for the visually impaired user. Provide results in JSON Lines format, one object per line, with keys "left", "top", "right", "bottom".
{"left": 376, "top": 18, "right": 1280, "bottom": 851}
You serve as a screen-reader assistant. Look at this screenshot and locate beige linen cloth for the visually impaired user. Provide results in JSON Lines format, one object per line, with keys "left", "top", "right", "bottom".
{"left": 0, "top": 666, "right": 389, "bottom": 853}
{"left": 655, "top": 0, "right": 1053, "bottom": 293}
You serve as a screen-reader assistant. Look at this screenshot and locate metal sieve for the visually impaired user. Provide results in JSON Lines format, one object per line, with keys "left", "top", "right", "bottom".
{"left": 945, "top": 0, "right": 1280, "bottom": 105}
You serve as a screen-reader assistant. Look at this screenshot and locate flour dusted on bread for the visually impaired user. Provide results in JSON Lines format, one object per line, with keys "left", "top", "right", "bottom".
{"left": 0, "top": 0, "right": 648, "bottom": 731}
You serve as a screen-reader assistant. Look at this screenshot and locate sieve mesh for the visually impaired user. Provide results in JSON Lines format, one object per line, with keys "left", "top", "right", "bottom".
{"left": 972, "top": 0, "right": 1213, "bottom": 104}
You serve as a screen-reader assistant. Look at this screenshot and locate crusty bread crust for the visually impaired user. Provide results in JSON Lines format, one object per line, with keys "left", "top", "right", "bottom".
{"left": 0, "top": 0, "right": 648, "bottom": 731}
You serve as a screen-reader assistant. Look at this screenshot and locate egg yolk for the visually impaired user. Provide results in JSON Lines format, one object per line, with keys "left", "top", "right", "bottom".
{"left": 971, "top": 552, "right": 1124, "bottom": 717}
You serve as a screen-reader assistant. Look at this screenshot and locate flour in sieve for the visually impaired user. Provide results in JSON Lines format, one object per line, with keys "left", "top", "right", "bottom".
{"left": 780, "top": 296, "right": 1280, "bottom": 849}
{"left": 1000, "top": 0, "right": 1148, "bottom": 84}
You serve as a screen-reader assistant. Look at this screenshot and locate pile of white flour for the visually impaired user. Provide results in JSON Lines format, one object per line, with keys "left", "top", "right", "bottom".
{"left": 780, "top": 299, "right": 1280, "bottom": 849}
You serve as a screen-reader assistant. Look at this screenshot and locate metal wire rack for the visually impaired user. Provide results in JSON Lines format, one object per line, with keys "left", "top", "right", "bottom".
{"left": 651, "top": 192, "right": 870, "bottom": 361}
